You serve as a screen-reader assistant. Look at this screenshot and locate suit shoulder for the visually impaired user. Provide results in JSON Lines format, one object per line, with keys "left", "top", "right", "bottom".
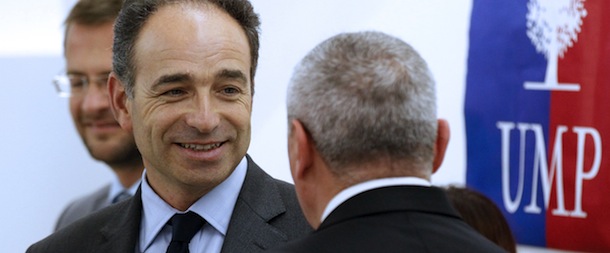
{"left": 29, "top": 201, "right": 128, "bottom": 252}
{"left": 63, "top": 184, "right": 111, "bottom": 210}
{"left": 242, "top": 158, "right": 313, "bottom": 236}
{"left": 55, "top": 184, "right": 111, "bottom": 231}
{"left": 244, "top": 160, "right": 300, "bottom": 211}
{"left": 270, "top": 177, "right": 297, "bottom": 198}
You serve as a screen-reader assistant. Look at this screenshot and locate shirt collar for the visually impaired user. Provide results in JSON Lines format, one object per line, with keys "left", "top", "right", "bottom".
{"left": 320, "top": 177, "right": 431, "bottom": 223}
{"left": 139, "top": 156, "right": 248, "bottom": 251}
{"left": 107, "top": 175, "right": 142, "bottom": 204}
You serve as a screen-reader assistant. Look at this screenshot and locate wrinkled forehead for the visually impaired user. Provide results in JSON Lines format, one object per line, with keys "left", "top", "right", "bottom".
{"left": 131, "top": 3, "right": 251, "bottom": 84}
{"left": 134, "top": 3, "right": 250, "bottom": 60}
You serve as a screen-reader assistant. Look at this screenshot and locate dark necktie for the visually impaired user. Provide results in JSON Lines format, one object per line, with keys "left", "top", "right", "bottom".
{"left": 112, "top": 191, "right": 132, "bottom": 204}
{"left": 166, "top": 211, "right": 206, "bottom": 253}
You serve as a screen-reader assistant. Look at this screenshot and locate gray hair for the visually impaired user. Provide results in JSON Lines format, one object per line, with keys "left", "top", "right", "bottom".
{"left": 113, "top": 0, "right": 260, "bottom": 98}
{"left": 287, "top": 31, "right": 437, "bottom": 174}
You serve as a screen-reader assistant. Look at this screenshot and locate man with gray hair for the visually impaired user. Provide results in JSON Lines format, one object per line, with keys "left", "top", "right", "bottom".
{"left": 268, "top": 31, "right": 506, "bottom": 252}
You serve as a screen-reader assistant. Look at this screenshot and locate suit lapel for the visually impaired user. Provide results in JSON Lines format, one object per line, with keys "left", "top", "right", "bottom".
{"left": 96, "top": 187, "right": 143, "bottom": 253}
{"left": 221, "top": 156, "right": 290, "bottom": 252}
{"left": 84, "top": 158, "right": 290, "bottom": 252}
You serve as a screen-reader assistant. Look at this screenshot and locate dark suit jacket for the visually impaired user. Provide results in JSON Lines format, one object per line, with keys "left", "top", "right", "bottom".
{"left": 55, "top": 184, "right": 111, "bottom": 231}
{"left": 28, "top": 156, "right": 312, "bottom": 253}
{"left": 268, "top": 186, "right": 508, "bottom": 253}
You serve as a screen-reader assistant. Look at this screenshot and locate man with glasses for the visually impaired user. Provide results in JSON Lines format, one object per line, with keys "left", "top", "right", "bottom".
{"left": 52, "top": 0, "right": 144, "bottom": 231}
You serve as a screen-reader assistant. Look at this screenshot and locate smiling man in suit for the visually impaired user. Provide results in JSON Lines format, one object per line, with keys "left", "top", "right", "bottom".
{"left": 28, "top": 0, "right": 310, "bottom": 252}
{"left": 268, "top": 31, "right": 507, "bottom": 253}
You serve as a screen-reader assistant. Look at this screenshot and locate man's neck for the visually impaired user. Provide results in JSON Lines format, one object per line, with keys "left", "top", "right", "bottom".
{"left": 110, "top": 163, "right": 145, "bottom": 188}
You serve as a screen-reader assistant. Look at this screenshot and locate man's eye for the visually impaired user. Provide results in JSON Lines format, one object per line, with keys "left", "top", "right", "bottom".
{"left": 98, "top": 77, "right": 109, "bottom": 86}
{"left": 163, "top": 89, "right": 186, "bottom": 96}
{"left": 69, "top": 78, "right": 86, "bottom": 89}
{"left": 223, "top": 87, "right": 239, "bottom": 94}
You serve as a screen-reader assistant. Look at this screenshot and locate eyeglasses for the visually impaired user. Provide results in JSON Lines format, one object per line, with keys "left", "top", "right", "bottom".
{"left": 52, "top": 73, "right": 110, "bottom": 98}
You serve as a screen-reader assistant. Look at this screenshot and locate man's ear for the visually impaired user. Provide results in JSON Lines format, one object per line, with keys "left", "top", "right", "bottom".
{"left": 288, "top": 119, "right": 314, "bottom": 182}
{"left": 432, "top": 119, "right": 450, "bottom": 174}
{"left": 108, "top": 72, "right": 132, "bottom": 131}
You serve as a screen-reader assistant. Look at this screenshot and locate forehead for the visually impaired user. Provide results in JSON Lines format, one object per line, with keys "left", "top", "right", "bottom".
{"left": 64, "top": 22, "right": 114, "bottom": 72}
{"left": 132, "top": 3, "right": 251, "bottom": 74}
{"left": 65, "top": 21, "right": 114, "bottom": 50}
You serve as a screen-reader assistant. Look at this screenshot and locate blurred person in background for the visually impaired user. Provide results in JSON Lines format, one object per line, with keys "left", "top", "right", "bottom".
{"left": 444, "top": 186, "right": 517, "bottom": 253}
{"left": 53, "top": 0, "right": 144, "bottom": 231}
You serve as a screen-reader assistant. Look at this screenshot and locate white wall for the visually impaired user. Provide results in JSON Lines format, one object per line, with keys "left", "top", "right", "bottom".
{"left": 249, "top": 0, "right": 472, "bottom": 187}
{"left": 0, "top": 0, "right": 571, "bottom": 252}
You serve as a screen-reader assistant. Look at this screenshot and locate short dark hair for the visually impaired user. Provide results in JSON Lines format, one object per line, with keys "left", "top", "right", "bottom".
{"left": 64, "top": 0, "right": 123, "bottom": 48}
{"left": 445, "top": 186, "right": 517, "bottom": 253}
{"left": 113, "top": 0, "right": 261, "bottom": 98}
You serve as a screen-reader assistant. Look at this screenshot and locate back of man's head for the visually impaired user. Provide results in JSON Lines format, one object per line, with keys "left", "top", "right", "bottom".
{"left": 287, "top": 31, "right": 437, "bottom": 181}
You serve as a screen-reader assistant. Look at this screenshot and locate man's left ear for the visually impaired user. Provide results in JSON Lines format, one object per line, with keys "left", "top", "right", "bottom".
{"left": 432, "top": 119, "right": 450, "bottom": 174}
{"left": 108, "top": 72, "right": 132, "bottom": 131}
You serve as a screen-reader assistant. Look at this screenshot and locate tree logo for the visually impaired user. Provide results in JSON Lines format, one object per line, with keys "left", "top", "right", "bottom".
{"left": 523, "top": 0, "right": 587, "bottom": 92}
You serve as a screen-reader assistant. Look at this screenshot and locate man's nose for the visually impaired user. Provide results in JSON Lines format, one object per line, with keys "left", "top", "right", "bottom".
{"left": 184, "top": 95, "right": 220, "bottom": 133}
{"left": 81, "top": 82, "right": 110, "bottom": 113}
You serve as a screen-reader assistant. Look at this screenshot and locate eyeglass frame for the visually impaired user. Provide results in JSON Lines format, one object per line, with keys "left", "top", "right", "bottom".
{"left": 52, "top": 72, "right": 111, "bottom": 98}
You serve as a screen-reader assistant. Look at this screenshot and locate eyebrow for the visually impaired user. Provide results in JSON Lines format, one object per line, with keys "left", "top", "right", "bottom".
{"left": 216, "top": 69, "right": 247, "bottom": 84}
{"left": 151, "top": 73, "right": 193, "bottom": 90}
{"left": 150, "top": 69, "right": 248, "bottom": 90}
{"left": 66, "top": 70, "right": 111, "bottom": 77}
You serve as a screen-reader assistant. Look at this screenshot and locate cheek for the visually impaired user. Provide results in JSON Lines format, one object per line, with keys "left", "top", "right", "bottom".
{"left": 221, "top": 103, "right": 252, "bottom": 134}
{"left": 135, "top": 104, "right": 177, "bottom": 142}
{"left": 69, "top": 97, "right": 82, "bottom": 120}
{"left": 233, "top": 105, "right": 253, "bottom": 130}
{"left": 236, "top": 95, "right": 253, "bottom": 115}
{"left": 128, "top": 102, "right": 152, "bottom": 144}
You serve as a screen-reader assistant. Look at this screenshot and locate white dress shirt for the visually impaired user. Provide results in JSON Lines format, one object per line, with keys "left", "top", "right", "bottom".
{"left": 137, "top": 157, "right": 248, "bottom": 253}
{"left": 320, "top": 177, "right": 431, "bottom": 223}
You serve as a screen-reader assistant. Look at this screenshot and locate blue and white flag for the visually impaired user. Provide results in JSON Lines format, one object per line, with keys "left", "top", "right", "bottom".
{"left": 465, "top": 0, "right": 610, "bottom": 251}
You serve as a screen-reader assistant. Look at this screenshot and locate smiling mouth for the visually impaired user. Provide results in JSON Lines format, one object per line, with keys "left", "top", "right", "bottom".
{"left": 179, "top": 142, "right": 223, "bottom": 151}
